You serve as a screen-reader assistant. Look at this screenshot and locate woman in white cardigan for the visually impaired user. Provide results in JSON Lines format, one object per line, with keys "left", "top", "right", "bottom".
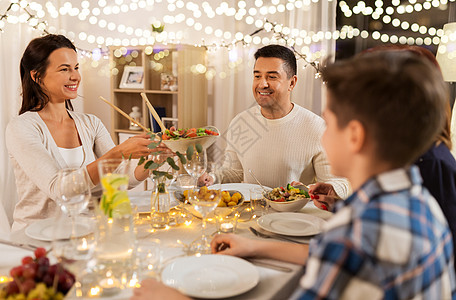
{"left": 5, "top": 34, "right": 159, "bottom": 231}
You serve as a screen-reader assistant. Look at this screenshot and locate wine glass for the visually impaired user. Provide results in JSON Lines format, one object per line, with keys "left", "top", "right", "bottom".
{"left": 56, "top": 168, "right": 91, "bottom": 217}
{"left": 183, "top": 146, "right": 207, "bottom": 187}
{"left": 52, "top": 214, "right": 96, "bottom": 298}
{"left": 187, "top": 168, "right": 221, "bottom": 254}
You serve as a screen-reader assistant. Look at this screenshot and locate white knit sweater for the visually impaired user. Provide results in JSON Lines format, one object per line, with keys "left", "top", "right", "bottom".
{"left": 221, "top": 104, "right": 351, "bottom": 198}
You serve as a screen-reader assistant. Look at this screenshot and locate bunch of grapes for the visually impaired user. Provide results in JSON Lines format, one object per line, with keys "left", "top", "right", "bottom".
{"left": 0, "top": 248, "right": 75, "bottom": 300}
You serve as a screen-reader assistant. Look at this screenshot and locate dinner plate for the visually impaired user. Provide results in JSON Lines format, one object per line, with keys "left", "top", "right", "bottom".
{"left": 161, "top": 254, "right": 259, "bottom": 299}
{"left": 25, "top": 217, "right": 93, "bottom": 242}
{"left": 257, "top": 212, "right": 326, "bottom": 236}
{"left": 215, "top": 183, "right": 271, "bottom": 202}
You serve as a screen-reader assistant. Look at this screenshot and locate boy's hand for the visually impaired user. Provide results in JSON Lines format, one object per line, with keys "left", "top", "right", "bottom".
{"left": 211, "top": 234, "right": 256, "bottom": 257}
{"left": 130, "top": 279, "right": 189, "bottom": 300}
{"left": 308, "top": 182, "right": 341, "bottom": 211}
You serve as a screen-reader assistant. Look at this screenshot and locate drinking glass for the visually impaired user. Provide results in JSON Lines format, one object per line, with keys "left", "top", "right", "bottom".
{"left": 250, "top": 187, "right": 269, "bottom": 218}
{"left": 96, "top": 159, "right": 135, "bottom": 291}
{"left": 56, "top": 167, "right": 91, "bottom": 217}
{"left": 183, "top": 147, "right": 207, "bottom": 186}
{"left": 187, "top": 170, "right": 221, "bottom": 254}
{"left": 52, "top": 214, "right": 96, "bottom": 298}
{"left": 132, "top": 239, "right": 162, "bottom": 282}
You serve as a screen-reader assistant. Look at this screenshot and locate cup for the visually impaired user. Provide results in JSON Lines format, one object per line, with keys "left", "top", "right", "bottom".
{"left": 215, "top": 212, "right": 239, "bottom": 234}
{"left": 133, "top": 239, "right": 161, "bottom": 280}
{"left": 250, "top": 188, "right": 268, "bottom": 218}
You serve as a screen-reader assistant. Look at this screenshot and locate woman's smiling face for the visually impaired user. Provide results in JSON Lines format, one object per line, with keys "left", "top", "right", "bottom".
{"left": 39, "top": 47, "right": 80, "bottom": 103}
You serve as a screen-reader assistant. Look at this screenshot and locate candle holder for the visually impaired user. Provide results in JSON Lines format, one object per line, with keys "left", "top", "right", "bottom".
{"left": 215, "top": 211, "right": 239, "bottom": 234}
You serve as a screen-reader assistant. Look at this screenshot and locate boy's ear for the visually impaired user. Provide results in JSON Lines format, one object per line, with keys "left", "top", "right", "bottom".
{"left": 346, "top": 120, "right": 365, "bottom": 153}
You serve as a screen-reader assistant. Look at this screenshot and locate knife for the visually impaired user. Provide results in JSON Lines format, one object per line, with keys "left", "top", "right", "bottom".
{"left": 247, "top": 259, "right": 293, "bottom": 273}
{"left": 0, "top": 239, "right": 37, "bottom": 251}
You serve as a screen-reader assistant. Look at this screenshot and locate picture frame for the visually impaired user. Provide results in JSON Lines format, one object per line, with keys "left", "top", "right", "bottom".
{"left": 162, "top": 117, "right": 178, "bottom": 129}
{"left": 119, "top": 66, "right": 144, "bottom": 89}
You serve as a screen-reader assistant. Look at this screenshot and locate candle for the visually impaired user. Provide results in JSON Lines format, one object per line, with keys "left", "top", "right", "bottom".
{"left": 220, "top": 222, "right": 234, "bottom": 233}
{"left": 99, "top": 276, "right": 120, "bottom": 296}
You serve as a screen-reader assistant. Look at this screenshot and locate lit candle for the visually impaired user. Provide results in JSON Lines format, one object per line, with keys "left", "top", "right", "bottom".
{"left": 99, "top": 277, "right": 120, "bottom": 295}
{"left": 77, "top": 238, "right": 88, "bottom": 251}
{"left": 220, "top": 222, "right": 234, "bottom": 233}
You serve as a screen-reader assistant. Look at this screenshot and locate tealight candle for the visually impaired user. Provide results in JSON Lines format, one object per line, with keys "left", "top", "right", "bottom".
{"left": 220, "top": 222, "right": 234, "bottom": 233}
{"left": 216, "top": 213, "right": 238, "bottom": 234}
{"left": 99, "top": 277, "right": 120, "bottom": 296}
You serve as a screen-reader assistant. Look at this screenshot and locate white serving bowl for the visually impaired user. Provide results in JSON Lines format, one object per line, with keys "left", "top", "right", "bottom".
{"left": 161, "top": 126, "right": 220, "bottom": 154}
{"left": 266, "top": 197, "right": 310, "bottom": 212}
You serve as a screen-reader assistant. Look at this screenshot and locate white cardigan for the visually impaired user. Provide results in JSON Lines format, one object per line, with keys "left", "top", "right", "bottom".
{"left": 5, "top": 110, "right": 140, "bottom": 231}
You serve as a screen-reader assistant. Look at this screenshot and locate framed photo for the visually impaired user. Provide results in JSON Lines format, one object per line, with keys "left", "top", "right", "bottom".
{"left": 119, "top": 66, "right": 144, "bottom": 89}
{"left": 160, "top": 73, "right": 178, "bottom": 91}
{"left": 162, "top": 117, "right": 178, "bottom": 129}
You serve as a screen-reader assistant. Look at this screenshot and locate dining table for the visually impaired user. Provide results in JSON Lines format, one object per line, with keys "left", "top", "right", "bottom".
{"left": 3, "top": 184, "right": 333, "bottom": 300}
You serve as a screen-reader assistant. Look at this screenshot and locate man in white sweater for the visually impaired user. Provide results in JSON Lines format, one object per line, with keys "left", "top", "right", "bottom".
{"left": 220, "top": 45, "right": 350, "bottom": 199}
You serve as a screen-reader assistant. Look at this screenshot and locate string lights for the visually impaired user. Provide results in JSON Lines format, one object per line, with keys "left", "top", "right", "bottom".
{"left": 0, "top": 0, "right": 451, "bottom": 76}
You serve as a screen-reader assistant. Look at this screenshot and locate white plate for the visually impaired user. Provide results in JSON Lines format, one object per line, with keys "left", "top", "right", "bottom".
{"left": 257, "top": 212, "right": 326, "bottom": 236}
{"left": 216, "top": 183, "right": 271, "bottom": 202}
{"left": 25, "top": 217, "right": 92, "bottom": 242}
{"left": 161, "top": 255, "right": 259, "bottom": 299}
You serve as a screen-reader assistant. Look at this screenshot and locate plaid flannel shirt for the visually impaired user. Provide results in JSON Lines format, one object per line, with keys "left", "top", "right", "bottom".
{"left": 297, "top": 167, "right": 456, "bottom": 300}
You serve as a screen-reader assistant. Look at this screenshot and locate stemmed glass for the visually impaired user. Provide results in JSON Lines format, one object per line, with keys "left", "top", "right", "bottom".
{"left": 183, "top": 146, "right": 207, "bottom": 187}
{"left": 52, "top": 214, "right": 96, "bottom": 298}
{"left": 187, "top": 167, "right": 221, "bottom": 254}
{"left": 56, "top": 168, "right": 91, "bottom": 217}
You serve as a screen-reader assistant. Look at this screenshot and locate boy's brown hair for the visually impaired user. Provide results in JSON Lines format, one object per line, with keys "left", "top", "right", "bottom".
{"left": 321, "top": 51, "right": 448, "bottom": 168}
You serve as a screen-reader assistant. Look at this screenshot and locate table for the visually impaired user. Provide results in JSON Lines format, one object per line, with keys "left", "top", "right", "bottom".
{"left": 5, "top": 190, "right": 333, "bottom": 300}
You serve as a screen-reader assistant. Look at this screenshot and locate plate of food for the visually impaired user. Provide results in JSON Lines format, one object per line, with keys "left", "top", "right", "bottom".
{"left": 264, "top": 184, "right": 310, "bottom": 212}
{"left": 257, "top": 212, "right": 326, "bottom": 236}
{"left": 174, "top": 187, "right": 244, "bottom": 218}
{"left": 160, "top": 126, "right": 220, "bottom": 153}
{"left": 161, "top": 254, "right": 259, "bottom": 299}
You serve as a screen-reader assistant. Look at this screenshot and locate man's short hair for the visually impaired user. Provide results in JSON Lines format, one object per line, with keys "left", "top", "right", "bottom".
{"left": 321, "top": 51, "right": 448, "bottom": 167}
{"left": 254, "top": 45, "right": 297, "bottom": 78}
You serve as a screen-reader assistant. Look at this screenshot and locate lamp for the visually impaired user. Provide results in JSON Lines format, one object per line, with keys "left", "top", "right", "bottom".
{"left": 436, "top": 22, "right": 456, "bottom": 157}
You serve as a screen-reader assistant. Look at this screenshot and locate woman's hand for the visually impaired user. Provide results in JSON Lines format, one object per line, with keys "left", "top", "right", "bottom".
{"left": 114, "top": 133, "right": 155, "bottom": 159}
{"left": 308, "top": 182, "right": 341, "bottom": 211}
{"left": 130, "top": 279, "right": 189, "bottom": 300}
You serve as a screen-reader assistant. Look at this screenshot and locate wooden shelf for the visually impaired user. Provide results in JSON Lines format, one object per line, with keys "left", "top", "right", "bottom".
{"left": 113, "top": 89, "right": 178, "bottom": 95}
{"left": 109, "top": 45, "right": 208, "bottom": 144}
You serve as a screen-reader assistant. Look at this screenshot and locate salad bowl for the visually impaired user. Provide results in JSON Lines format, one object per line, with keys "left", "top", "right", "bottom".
{"left": 264, "top": 184, "right": 310, "bottom": 212}
{"left": 160, "top": 126, "right": 220, "bottom": 153}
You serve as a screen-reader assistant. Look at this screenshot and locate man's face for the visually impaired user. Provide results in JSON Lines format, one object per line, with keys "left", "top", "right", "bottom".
{"left": 252, "top": 57, "right": 296, "bottom": 111}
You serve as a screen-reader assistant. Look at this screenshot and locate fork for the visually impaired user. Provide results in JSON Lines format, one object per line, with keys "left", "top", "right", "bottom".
{"left": 249, "top": 227, "right": 309, "bottom": 244}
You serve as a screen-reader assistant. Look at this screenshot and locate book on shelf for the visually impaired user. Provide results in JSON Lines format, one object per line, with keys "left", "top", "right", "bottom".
{"left": 149, "top": 107, "right": 166, "bottom": 132}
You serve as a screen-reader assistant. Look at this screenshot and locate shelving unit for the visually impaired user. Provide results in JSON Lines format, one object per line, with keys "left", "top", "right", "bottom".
{"left": 108, "top": 44, "right": 208, "bottom": 143}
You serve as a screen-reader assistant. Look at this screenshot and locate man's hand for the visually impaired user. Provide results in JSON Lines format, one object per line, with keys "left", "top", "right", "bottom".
{"left": 197, "top": 172, "right": 214, "bottom": 187}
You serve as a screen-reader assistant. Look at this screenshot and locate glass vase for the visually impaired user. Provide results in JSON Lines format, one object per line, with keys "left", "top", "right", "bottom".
{"left": 150, "top": 176, "right": 171, "bottom": 229}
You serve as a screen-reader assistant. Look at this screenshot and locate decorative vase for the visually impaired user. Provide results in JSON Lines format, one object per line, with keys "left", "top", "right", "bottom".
{"left": 150, "top": 176, "right": 171, "bottom": 229}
